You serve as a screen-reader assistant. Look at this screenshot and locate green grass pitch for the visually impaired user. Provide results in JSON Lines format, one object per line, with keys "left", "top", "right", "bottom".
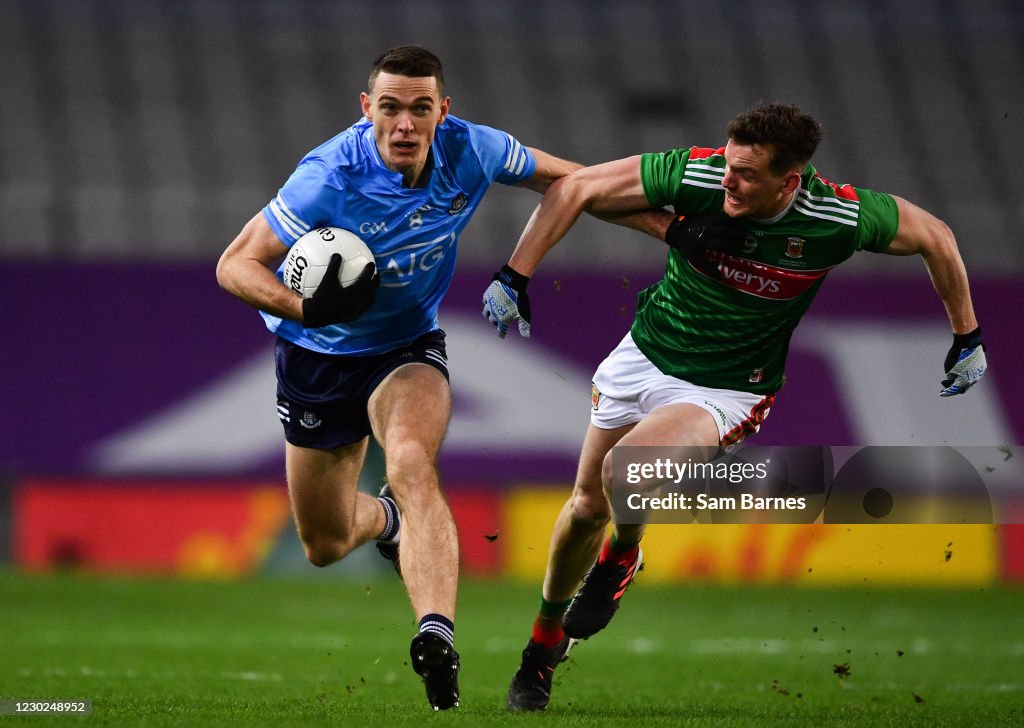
{"left": 1, "top": 570, "right": 1022, "bottom": 726}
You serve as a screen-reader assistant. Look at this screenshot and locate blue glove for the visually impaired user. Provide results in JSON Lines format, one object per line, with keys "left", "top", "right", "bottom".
{"left": 482, "top": 264, "right": 531, "bottom": 338}
{"left": 940, "top": 327, "right": 987, "bottom": 397}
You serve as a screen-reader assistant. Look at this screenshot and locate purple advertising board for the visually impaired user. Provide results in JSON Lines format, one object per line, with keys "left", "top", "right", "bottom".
{"left": 3, "top": 261, "right": 1020, "bottom": 484}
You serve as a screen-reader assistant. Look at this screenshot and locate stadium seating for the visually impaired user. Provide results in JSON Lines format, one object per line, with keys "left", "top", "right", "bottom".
{"left": 0, "top": 0, "right": 1020, "bottom": 269}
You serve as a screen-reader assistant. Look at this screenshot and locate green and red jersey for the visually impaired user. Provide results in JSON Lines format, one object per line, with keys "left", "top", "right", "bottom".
{"left": 636, "top": 146, "right": 900, "bottom": 394}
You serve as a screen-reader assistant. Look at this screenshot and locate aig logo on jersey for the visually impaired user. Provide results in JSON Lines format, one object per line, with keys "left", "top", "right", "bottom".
{"left": 785, "top": 237, "right": 805, "bottom": 259}
{"left": 380, "top": 231, "right": 457, "bottom": 287}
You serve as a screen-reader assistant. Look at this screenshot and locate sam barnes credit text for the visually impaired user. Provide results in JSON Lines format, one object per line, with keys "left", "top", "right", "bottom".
{"left": 626, "top": 492, "right": 808, "bottom": 512}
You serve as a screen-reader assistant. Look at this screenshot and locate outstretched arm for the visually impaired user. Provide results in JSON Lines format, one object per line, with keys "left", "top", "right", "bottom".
{"left": 483, "top": 155, "right": 670, "bottom": 338}
{"left": 884, "top": 196, "right": 977, "bottom": 334}
{"left": 884, "top": 196, "right": 986, "bottom": 396}
{"left": 516, "top": 147, "right": 581, "bottom": 193}
{"left": 510, "top": 155, "right": 663, "bottom": 276}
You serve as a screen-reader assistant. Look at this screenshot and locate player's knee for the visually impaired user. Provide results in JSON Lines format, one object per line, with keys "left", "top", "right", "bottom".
{"left": 383, "top": 443, "right": 438, "bottom": 493}
{"left": 600, "top": 450, "right": 617, "bottom": 491}
{"left": 301, "top": 534, "right": 351, "bottom": 567}
{"left": 570, "top": 488, "right": 611, "bottom": 529}
{"left": 304, "top": 545, "right": 339, "bottom": 568}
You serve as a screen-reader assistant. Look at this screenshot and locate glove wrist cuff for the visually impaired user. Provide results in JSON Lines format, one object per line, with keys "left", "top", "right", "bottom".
{"left": 301, "top": 298, "right": 322, "bottom": 328}
{"left": 952, "top": 326, "right": 983, "bottom": 349}
{"left": 496, "top": 264, "right": 530, "bottom": 292}
{"left": 664, "top": 215, "right": 685, "bottom": 243}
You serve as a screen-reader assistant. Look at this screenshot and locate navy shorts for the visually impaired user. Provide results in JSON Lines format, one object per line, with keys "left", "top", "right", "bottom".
{"left": 275, "top": 330, "right": 449, "bottom": 449}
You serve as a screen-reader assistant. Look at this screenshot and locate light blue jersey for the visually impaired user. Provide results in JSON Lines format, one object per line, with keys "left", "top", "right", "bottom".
{"left": 260, "top": 115, "right": 536, "bottom": 355}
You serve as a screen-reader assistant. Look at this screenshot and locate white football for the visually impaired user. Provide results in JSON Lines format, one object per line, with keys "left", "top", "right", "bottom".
{"left": 283, "top": 227, "right": 376, "bottom": 298}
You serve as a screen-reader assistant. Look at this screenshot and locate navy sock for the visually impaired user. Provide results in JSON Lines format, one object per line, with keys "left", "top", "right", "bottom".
{"left": 419, "top": 614, "right": 455, "bottom": 647}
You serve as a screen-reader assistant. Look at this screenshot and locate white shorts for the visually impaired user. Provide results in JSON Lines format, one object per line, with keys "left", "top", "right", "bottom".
{"left": 590, "top": 332, "right": 775, "bottom": 447}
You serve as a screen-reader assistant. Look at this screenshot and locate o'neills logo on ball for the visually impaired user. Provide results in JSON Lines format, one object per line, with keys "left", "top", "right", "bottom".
{"left": 286, "top": 255, "right": 308, "bottom": 295}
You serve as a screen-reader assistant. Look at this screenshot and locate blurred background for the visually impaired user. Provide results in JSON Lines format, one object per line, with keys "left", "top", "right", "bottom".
{"left": 1, "top": 0, "right": 1022, "bottom": 585}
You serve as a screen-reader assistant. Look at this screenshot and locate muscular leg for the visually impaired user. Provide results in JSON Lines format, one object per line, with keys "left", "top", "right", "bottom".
{"left": 509, "top": 403, "right": 726, "bottom": 710}
{"left": 542, "top": 403, "right": 720, "bottom": 603}
{"left": 608, "top": 403, "right": 720, "bottom": 545}
{"left": 541, "top": 423, "right": 632, "bottom": 604}
{"left": 368, "top": 363, "right": 456, "bottom": 621}
{"left": 287, "top": 437, "right": 387, "bottom": 567}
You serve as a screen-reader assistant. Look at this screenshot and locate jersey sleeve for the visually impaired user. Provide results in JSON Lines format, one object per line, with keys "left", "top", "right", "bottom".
{"left": 261, "top": 159, "right": 344, "bottom": 246}
{"left": 640, "top": 147, "right": 725, "bottom": 215}
{"left": 468, "top": 123, "right": 537, "bottom": 185}
{"left": 852, "top": 188, "right": 900, "bottom": 253}
{"left": 640, "top": 148, "right": 690, "bottom": 207}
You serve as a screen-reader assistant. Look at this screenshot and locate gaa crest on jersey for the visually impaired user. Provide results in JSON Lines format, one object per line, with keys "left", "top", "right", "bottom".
{"left": 785, "top": 237, "right": 805, "bottom": 259}
{"left": 300, "top": 411, "right": 322, "bottom": 429}
{"left": 448, "top": 192, "right": 468, "bottom": 215}
{"left": 748, "top": 368, "right": 765, "bottom": 384}
{"left": 591, "top": 383, "right": 601, "bottom": 411}
{"left": 741, "top": 236, "right": 758, "bottom": 255}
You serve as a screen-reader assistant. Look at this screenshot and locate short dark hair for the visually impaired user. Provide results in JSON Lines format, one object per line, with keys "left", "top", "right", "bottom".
{"left": 368, "top": 46, "right": 445, "bottom": 95}
{"left": 726, "top": 103, "right": 823, "bottom": 175}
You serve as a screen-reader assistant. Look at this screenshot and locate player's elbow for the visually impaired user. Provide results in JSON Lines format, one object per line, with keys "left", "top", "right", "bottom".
{"left": 215, "top": 251, "right": 234, "bottom": 293}
{"left": 920, "top": 218, "right": 960, "bottom": 263}
{"left": 215, "top": 249, "right": 250, "bottom": 300}
{"left": 935, "top": 218, "right": 957, "bottom": 252}
{"left": 215, "top": 252, "right": 226, "bottom": 286}
{"left": 548, "top": 168, "right": 599, "bottom": 213}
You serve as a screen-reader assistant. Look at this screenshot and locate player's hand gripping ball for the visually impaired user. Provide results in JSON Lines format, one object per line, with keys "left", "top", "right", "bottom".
{"left": 283, "top": 227, "right": 379, "bottom": 327}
